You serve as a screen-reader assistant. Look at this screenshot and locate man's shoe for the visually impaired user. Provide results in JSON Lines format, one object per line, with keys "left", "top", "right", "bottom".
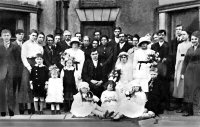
{"left": 9, "top": 111, "right": 14, "bottom": 116}
{"left": 56, "top": 110, "right": 61, "bottom": 114}
{"left": 51, "top": 110, "right": 55, "bottom": 115}
{"left": 176, "top": 109, "right": 184, "bottom": 113}
{"left": 19, "top": 110, "right": 24, "bottom": 115}
{"left": 182, "top": 112, "right": 193, "bottom": 117}
{"left": 1, "top": 112, "right": 6, "bottom": 117}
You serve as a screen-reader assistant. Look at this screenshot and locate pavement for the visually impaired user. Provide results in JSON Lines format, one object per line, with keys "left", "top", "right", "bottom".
{"left": 0, "top": 110, "right": 200, "bottom": 127}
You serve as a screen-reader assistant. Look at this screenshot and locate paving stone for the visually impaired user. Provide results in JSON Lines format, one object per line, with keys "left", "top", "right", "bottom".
{"left": 0, "top": 116, "right": 10, "bottom": 120}
{"left": 10, "top": 115, "right": 31, "bottom": 120}
{"left": 30, "top": 114, "right": 66, "bottom": 120}
{"left": 138, "top": 118, "right": 156, "bottom": 126}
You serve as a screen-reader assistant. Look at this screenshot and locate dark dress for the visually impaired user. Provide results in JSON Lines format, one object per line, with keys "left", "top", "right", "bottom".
{"left": 30, "top": 65, "right": 49, "bottom": 98}
{"left": 181, "top": 45, "right": 200, "bottom": 104}
{"left": 63, "top": 69, "right": 77, "bottom": 100}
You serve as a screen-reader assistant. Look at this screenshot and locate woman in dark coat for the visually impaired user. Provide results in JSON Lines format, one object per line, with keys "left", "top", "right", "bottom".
{"left": 181, "top": 31, "right": 200, "bottom": 116}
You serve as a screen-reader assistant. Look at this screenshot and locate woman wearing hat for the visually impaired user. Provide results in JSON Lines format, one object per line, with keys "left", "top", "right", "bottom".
{"left": 64, "top": 37, "right": 85, "bottom": 88}
{"left": 132, "top": 36, "right": 154, "bottom": 92}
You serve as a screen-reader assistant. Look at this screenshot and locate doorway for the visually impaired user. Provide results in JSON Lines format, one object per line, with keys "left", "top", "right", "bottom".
{"left": 81, "top": 21, "right": 115, "bottom": 40}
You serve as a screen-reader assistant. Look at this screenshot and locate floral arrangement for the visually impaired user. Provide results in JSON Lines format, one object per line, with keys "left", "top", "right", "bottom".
{"left": 125, "top": 86, "right": 142, "bottom": 100}
{"left": 108, "top": 69, "right": 121, "bottom": 82}
{"left": 147, "top": 51, "right": 160, "bottom": 67}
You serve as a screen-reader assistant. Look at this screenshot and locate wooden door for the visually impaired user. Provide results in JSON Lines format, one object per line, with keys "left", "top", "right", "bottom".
{"left": 169, "top": 8, "right": 199, "bottom": 40}
{"left": 81, "top": 22, "right": 115, "bottom": 40}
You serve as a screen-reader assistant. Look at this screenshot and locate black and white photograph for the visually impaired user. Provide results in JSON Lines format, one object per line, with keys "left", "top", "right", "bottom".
{"left": 0, "top": 0, "right": 200, "bottom": 126}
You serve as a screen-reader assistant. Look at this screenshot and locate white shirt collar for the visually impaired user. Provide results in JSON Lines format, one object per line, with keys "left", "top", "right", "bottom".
{"left": 159, "top": 41, "right": 164, "bottom": 47}
{"left": 119, "top": 42, "right": 125, "bottom": 49}
{"left": 92, "top": 60, "right": 98, "bottom": 67}
{"left": 35, "top": 64, "right": 45, "bottom": 67}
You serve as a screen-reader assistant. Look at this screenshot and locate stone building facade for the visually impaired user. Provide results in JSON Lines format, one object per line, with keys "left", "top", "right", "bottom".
{"left": 0, "top": 0, "right": 199, "bottom": 40}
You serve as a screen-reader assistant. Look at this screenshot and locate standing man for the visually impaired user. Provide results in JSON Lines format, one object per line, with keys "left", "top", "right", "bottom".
{"left": 37, "top": 32, "right": 45, "bottom": 46}
{"left": 168, "top": 25, "right": 183, "bottom": 79}
{"left": 12, "top": 29, "right": 25, "bottom": 114}
{"left": 151, "top": 30, "right": 172, "bottom": 111}
{"left": 93, "top": 31, "right": 101, "bottom": 45}
{"left": 57, "top": 30, "right": 72, "bottom": 52}
{"left": 0, "top": 29, "right": 17, "bottom": 116}
{"left": 113, "top": 33, "right": 131, "bottom": 63}
{"left": 168, "top": 24, "right": 183, "bottom": 109}
{"left": 81, "top": 36, "right": 92, "bottom": 61}
{"left": 82, "top": 49, "right": 107, "bottom": 98}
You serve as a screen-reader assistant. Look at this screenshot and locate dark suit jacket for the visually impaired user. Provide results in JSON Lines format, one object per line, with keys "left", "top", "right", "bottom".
{"left": 0, "top": 41, "right": 17, "bottom": 112}
{"left": 151, "top": 41, "right": 169, "bottom": 61}
{"left": 82, "top": 59, "right": 107, "bottom": 97}
{"left": 0, "top": 41, "right": 17, "bottom": 80}
{"left": 43, "top": 45, "right": 61, "bottom": 68}
{"left": 57, "top": 41, "right": 71, "bottom": 53}
{"left": 168, "top": 38, "right": 182, "bottom": 75}
{"left": 97, "top": 44, "right": 114, "bottom": 75}
{"left": 113, "top": 41, "right": 131, "bottom": 63}
{"left": 12, "top": 41, "right": 23, "bottom": 78}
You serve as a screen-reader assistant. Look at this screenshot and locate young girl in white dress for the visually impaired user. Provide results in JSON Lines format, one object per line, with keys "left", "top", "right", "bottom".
{"left": 101, "top": 80, "right": 118, "bottom": 113}
{"left": 45, "top": 65, "right": 64, "bottom": 114}
{"left": 70, "top": 82, "right": 109, "bottom": 118}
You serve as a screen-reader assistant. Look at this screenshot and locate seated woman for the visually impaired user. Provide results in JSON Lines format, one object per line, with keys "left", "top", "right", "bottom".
{"left": 113, "top": 80, "right": 147, "bottom": 120}
{"left": 114, "top": 52, "right": 133, "bottom": 100}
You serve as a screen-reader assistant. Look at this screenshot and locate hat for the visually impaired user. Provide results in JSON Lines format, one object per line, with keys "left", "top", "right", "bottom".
{"left": 78, "top": 82, "right": 90, "bottom": 91}
{"left": 118, "top": 52, "right": 129, "bottom": 58}
{"left": 70, "top": 37, "right": 81, "bottom": 46}
{"left": 36, "top": 53, "right": 43, "bottom": 59}
{"left": 137, "top": 37, "right": 151, "bottom": 47}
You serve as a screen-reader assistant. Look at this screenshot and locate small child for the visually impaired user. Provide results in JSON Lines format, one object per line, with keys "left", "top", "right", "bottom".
{"left": 101, "top": 80, "right": 118, "bottom": 115}
{"left": 70, "top": 82, "right": 109, "bottom": 118}
{"left": 60, "top": 56, "right": 77, "bottom": 112}
{"left": 30, "top": 54, "right": 49, "bottom": 114}
{"left": 45, "top": 65, "right": 64, "bottom": 114}
{"left": 144, "top": 67, "right": 163, "bottom": 117}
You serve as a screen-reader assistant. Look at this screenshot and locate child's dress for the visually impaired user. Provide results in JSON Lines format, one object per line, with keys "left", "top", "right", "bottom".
{"left": 30, "top": 65, "right": 49, "bottom": 98}
{"left": 46, "top": 78, "right": 64, "bottom": 103}
{"left": 101, "top": 90, "right": 118, "bottom": 112}
{"left": 117, "top": 80, "right": 147, "bottom": 118}
{"left": 70, "top": 92, "right": 99, "bottom": 117}
{"left": 61, "top": 67, "right": 77, "bottom": 101}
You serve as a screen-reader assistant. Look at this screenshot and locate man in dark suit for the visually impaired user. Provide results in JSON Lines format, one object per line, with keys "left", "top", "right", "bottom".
{"left": 151, "top": 29, "right": 172, "bottom": 111}
{"left": 82, "top": 49, "right": 107, "bottom": 98}
{"left": 113, "top": 33, "right": 131, "bottom": 63}
{"left": 12, "top": 29, "right": 25, "bottom": 114}
{"left": 57, "top": 30, "right": 71, "bottom": 52}
{"left": 0, "top": 29, "right": 17, "bottom": 116}
{"left": 43, "top": 34, "right": 62, "bottom": 69}
{"left": 168, "top": 25, "right": 183, "bottom": 110}
{"left": 168, "top": 25, "right": 183, "bottom": 79}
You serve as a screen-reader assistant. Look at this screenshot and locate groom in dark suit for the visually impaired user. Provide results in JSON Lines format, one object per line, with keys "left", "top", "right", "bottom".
{"left": 82, "top": 49, "right": 107, "bottom": 98}
{"left": 0, "top": 29, "right": 17, "bottom": 116}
